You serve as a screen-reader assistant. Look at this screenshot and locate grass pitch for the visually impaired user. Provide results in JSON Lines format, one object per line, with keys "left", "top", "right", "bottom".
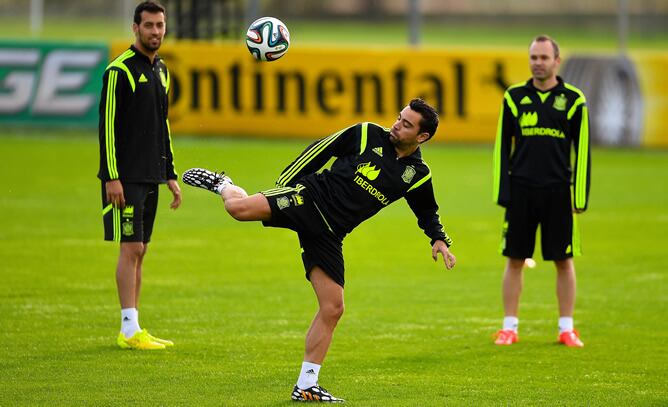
{"left": 1, "top": 17, "right": 666, "bottom": 51}
{"left": 0, "top": 131, "right": 667, "bottom": 406}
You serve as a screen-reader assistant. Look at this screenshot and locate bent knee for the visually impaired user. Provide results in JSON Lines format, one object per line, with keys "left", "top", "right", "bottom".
{"left": 224, "top": 199, "right": 249, "bottom": 220}
{"left": 322, "top": 301, "right": 345, "bottom": 321}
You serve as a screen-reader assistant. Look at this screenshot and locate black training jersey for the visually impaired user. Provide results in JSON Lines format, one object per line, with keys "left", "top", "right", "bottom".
{"left": 493, "top": 76, "right": 591, "bottom": 211}
{"left": 275, "top": 122, "right": 452, "bottom": 246}
{"left": 97, "top": 45, "right": 177, "bottom": 183}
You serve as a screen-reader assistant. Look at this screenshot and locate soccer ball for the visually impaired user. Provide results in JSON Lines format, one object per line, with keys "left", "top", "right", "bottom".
{"left": 245, "top": 17, "right": 290, "bottom": 62}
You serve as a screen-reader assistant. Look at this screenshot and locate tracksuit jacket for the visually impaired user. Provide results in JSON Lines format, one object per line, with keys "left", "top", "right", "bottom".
{"left": 493, "top": 76, "right": 591, "bottom": 210}
{"left": 98, "top": 45, "right": 177, "bottom": 184}
{"left": 276, "top": 122, "right": 453, "bottom": 246}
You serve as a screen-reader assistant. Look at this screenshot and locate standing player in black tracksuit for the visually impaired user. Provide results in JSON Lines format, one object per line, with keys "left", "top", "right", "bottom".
{"left": 98, "top": 1, "right": 181, "bottom": 350}
{"left": 492, "top": 35, "right": 591, "bottom": 348}
{"left": 183, "top": 98, "right": 456, "bottom": 402}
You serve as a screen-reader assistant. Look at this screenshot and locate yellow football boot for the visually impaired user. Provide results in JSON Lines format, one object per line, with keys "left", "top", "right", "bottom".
{"left": 117, "top": 329, "right": 166, "bottom": 350}
{"left": 145, "top": 331, "right": 174, "bottom": 347}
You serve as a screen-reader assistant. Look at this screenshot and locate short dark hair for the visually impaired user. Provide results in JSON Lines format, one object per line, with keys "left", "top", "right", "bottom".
{"left": 409, "top": 98, "right": 439, "bottom": 141}
{"left": 134, "top": 1, "right": 166, "bottom": 25}
{"left": 531, "top": 35, "right": 560, "bottom": 59}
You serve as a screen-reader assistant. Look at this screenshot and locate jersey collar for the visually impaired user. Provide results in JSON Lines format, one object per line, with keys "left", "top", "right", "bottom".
{"left": 525, "top": 75, "right": 565, "bottom": 93}
{"left": 386, "top": 133, "right": 423, "bottom": 161}
{"left": 130, "top": 44, "right": 161, "bottom": 66}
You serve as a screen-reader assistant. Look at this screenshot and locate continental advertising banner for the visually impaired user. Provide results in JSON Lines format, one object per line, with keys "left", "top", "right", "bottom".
{"left": 0, "top": 41, "right": 107, "bottom": 127}
{"left": 112, "top": 41, "right": 530, "bottom": 143}
{"left": 111, "top": 40, "right": 668, "bottom": 146}
{"left": 4, "top": 40, "right": 666, "bottom": 147}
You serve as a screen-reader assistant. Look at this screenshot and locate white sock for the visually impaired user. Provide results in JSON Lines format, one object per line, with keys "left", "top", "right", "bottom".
{"left": 296, "top": 361, "right": 320, "bottom": 389}
{"left": 121, "top": 308, "right": 141, "bottom": 338}
{"left": 215, "top": 179, "right": 233, "bottom": 195}
{"left": 503, "top": 316, "right": 519, "bottom": 332}
{"left": 559, "top": 316, "right": 574, "bottom": 333}
{"left": 215, "top": 183, "right": 227, "bottom": 195}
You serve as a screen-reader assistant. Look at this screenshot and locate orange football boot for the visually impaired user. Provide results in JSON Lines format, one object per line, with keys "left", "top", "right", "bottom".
{"left": 559, "top": 329, "right": 584, "bottom": 347}
{"left": 494, "top": 329, "right": 519, "bottom": 345}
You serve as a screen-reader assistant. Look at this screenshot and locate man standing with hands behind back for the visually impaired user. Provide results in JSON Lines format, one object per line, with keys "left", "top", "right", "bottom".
{"left": 492, "top": 35, "right": 591, "bottom": 347}
{"left": 98, "top": 1, "right": 181, "bottom": 350}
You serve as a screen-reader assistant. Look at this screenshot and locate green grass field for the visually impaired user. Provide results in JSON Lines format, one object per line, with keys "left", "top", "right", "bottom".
{"left": 1, "top": 131, "right": 666, "bottom": 405}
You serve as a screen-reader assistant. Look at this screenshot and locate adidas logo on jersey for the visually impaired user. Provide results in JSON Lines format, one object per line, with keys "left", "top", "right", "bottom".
{"left": 139, "top": 73, "right": 148, "bottom": 83}
{"left": 520, "top": 96, "right": 532, "bottom": 105}
{"left": 372, "top": 147, "right": 383, "bottom": 157}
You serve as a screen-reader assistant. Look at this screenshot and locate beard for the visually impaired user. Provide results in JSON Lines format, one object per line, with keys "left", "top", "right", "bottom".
{"left": 140, "top": 36, "right": 162, "bottom": 52}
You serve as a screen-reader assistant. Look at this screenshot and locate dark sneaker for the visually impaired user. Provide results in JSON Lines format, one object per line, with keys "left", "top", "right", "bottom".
{"left": 182, "top": 168, "right": 233, "bottom": 194}
{"left": 291, "top": 384, "right": 344, "bottom": 403}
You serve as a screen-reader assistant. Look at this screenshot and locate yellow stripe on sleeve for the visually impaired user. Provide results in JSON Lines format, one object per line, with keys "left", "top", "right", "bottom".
{"left": 105, "top": 70, "right": 119, "bottom": 179}
{"left": 359, "top": 122, "right": 368, "bottom": 155}
{"left": 166, "top": 119, "right": 177, "bottom": 176}
{"left": 503, "top": 91, "right": 518, "bottom": 118}
{"left": 276, "top": 126, "right": 349, "bottom": 186}
{"left": 407, "top": 170, "right": 432, "bottom": 192}
{"left": 492, "top": 102, "right": 505, "bottom": 203}
{"left": 575, "top": 106, "right": 589, "bottom": 209}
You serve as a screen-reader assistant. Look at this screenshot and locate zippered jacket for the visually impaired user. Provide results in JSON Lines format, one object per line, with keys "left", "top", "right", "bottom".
{"left": 276, "top": 122, "right": 453, "bottom": 246}
{"left": 493, "top": 77, "right": 591, "bottom": 210}
{"left": 98, "top": 45, "right": 177, "bottom": 183}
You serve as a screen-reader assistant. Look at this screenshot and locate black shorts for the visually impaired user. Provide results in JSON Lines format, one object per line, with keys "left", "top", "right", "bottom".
{"left": 101, "top": 182, "right": 159, "bottom": 243}
{"left": 501, "top": 181, "right": 581, "bottom": 261}
{"left": 261, "top": 185, "right": 345, "bottom": 287}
